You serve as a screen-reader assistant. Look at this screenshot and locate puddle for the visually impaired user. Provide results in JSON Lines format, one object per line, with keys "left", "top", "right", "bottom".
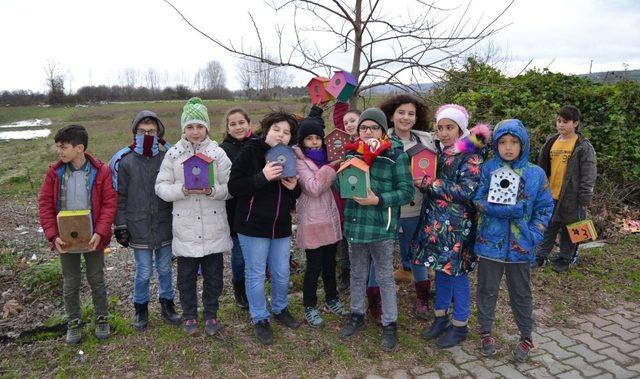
{"left": 0, "top": 118, "right": 52, "bottom": 129}
{"left": 0, "top": 129, "right": 51, "bottom": 140}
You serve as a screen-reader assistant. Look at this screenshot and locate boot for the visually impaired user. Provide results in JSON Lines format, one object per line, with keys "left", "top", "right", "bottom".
{"left": 339, "top": 313, "right": 365, "bottom": 340}
{"left": 232, "top": 281, "right": 249, "bottom": 309}
{"left": 160, "top": 298, "right": 182, "bottom": 325}
{"left": 414, "top": 280, "right": 431, "bottom": 320}
{"left": 366, "top": 286, "right": 382, "bottom": 325}
{"left": 436, "top": 324, "right": 468, "bottom": 348}
{"left": 381, "top": 322, "right": 398, "bottom": 352}
{"left": 133, "top": 302, "right": 149, "bottom": 332}
{"left": 421, "top": 314, "right": 451, "bottom": 340}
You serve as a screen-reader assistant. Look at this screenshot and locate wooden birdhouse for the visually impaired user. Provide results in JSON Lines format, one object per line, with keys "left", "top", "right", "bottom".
{"left": 487, "top": 166, "right": 522, "bottom": 205}
{"left": 566, "top": 220, "right": 598, "bottom": 244}
{"left": 306, "top": 76, "right": 333, "bottom": 104}
{"left": 265, "top": 144, "right": 297, "bottom": 178}
{"left": 183, "top": 153, "right": 214, "bottom": 190}
{"left": 325, "top": 128, "right": 351, "bottom": 162}
{"left": 327, "top": 71, "right": 358, "bottom": 102}
{"left": 337, "top": 157, "right": 370, "bottom": 198}
{"left": 57, "top": 209, "right": 93, "bottom": 253}
{"left": 406, "top": 143, "right": 437, "bottom": 181}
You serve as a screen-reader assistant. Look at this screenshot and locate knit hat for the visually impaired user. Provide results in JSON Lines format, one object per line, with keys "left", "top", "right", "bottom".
{"left": 181, "top": 97, "right": 209, "bottom": 131}
{"left": 297, "top": 106, "right": 325, "bottom": 145}
{"left": 436, "top": 104, "right": 470, "bottom": 138}
{"left": 358, "top": 107, "right": 388, "bottom": 132}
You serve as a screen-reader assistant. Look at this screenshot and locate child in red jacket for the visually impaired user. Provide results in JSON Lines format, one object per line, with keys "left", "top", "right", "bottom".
{"left": 38, "top": 125, "right": 117, "bottom": 345}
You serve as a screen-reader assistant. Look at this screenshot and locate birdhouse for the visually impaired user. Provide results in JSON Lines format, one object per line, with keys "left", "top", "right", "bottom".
{"left": 306, "top": 76, "right": 333, "bottom": 104}
{"left": 566, "top": 220, "right": 598, "bottom": 244}
{"left": 487, "top": 166, "right": 522, "bottom": 205}
{"left": 183, "top": 153, "right": 214, "bottom": 190}
{"left": 327, "top": 71, "right": 358, "bottom": 102}
{"left": 325, "top": 128, "right": 351, "bottom": 162}
{"left": 57, "top": 209, "right": 93, "bottom": 253}
{"left": 337, "top": 157, "right": 370, "bottom": 198}
{"left": 265, "top": 144, "right": 297, "bottom": 178}
{"left": 406, "top": 143, "right": 437, "bottom": 181}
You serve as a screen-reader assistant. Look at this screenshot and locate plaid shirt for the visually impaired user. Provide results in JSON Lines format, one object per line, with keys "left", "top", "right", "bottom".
{"left": 340, "top": 137, "right": 414, "bottom": 243}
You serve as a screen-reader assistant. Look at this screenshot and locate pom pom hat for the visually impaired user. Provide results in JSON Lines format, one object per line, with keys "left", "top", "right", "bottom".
{"left": 181, "top": 97, "right": 210, "bottom": 131}
{"left": 436, "top": 104, "right": 470, "bottom": 138}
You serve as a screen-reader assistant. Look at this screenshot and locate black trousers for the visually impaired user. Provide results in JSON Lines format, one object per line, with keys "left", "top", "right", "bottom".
{"left": 177, "top": 253, "right": 223, "bottom": 320}
{"left": 303, "top": 243, "right": 338, "bottom": 307}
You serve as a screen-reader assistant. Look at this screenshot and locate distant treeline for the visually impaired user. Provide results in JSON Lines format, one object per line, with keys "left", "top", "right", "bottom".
{"left": 0, "top": 85, "right": 310, "bottom": 106}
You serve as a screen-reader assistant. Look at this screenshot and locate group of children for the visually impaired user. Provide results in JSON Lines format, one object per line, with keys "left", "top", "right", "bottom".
{"left": 38, "top": 94, "right": 596, "bottom": 362}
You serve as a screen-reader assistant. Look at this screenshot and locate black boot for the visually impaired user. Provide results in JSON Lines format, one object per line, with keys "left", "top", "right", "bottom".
{"left": 232, "top": 281, "right": 249, "bottom": 309}
{"left": 381, "top": 322, "right": 398, "bottom": 352}
{"left": 421, "top": 314, "right": 451, "bottom": 340}
{"left": 133, "top": 302, "right": 148, "bottom": 332}
{"left": 436, "top": 324, "right": 468, "bottom": 348}
{"left": 339, "top": 313, "right": 365, "bottom": 340}
{"left": 160, "top": 298, "right": 182, "bottom": 325}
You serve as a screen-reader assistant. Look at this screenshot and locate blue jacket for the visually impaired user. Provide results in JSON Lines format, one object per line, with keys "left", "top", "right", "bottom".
{"left": 473, "top": 119, "right": 554, "bottom": 263}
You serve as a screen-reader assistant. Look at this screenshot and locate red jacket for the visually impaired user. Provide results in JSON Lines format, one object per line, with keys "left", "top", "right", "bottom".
{"left": 38, "top": 153, "right": 117, "bottom": 251}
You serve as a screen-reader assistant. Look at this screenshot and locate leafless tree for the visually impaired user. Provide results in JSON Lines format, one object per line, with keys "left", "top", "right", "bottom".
{"left": 44, "top": 60, "right": 65, "bottom": 104}
{"left": 194, "top": 60, "right": 227, "bottom": 91}
{"left": 145, "top": 68, "right": 161, "bottom": 92}
{"left": 163, "top": 0, "right": 514, "bottom": 104}
{"left": 236, "top": 53, "right": 293, "bottom": 98}
{"left": 119, "top": 68, "right": 139, "bottom": 88}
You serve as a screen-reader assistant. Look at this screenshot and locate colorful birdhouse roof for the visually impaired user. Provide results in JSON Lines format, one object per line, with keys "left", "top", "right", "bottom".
{"left": 306, "top": 76, "right": 333, "bottom": 104}
{"left": 406, "top": 143, "right": 436, "bottom": 157}
{"left": 182, "top": 152, "right": 213, "bottom": 165}
{"left": 337, "top": 157, "right": 370, "bottom": 174}
{"left": 325, "top": 128, "right": 350, "bottom": 140}
{"left": 327, "top": 71, "right": 358, "bottom": 101}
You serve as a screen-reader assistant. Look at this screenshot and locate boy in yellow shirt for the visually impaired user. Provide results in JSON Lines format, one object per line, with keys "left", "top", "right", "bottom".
{"left": 536, "top": 105, "right": 597, "bottom": 272}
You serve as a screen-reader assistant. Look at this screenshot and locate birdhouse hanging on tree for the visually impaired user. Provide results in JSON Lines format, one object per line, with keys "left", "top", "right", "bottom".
{"left": 265, "top": 143, "right": 297, "bottom": 178}
{"left": 183, "top": 153, "right": 215, "bottom": 190}
{"left": 487, "top": 166, "right": 523, "bottom": 205}
{"left": 406, "top": 143, "right": 437, "bottom": 181}
{"left": 57, "top": 209, "right": 93, "bottom": 253}
{"left": 326, "top": 70, "right": 358, "bottom": 102}
{"left": 337, "top": 157, "right": 370, "bottom": 198}
{"left": 306, "top": 76, "right": 333, "bottom": 104}
{"left": 325, "top": 128, "right": 351, "bottom": 162}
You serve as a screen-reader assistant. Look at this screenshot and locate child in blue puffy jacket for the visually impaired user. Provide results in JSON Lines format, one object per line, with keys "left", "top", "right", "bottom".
{"left": 473, "top": 119, "right": 554, "bottom": 363}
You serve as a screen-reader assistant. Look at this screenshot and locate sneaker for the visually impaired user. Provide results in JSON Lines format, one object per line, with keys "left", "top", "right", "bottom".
{"left": 339, "top": 313, "right": 365, "bottom": 340}
{"left": 273, "top": 307, "right": 301, "bottom": 329}
{"left": 254, "top": 319, "right": 273, "bottom": 345}
{"left": 381, "top": 322, "right": 398, "bottom": 352}
{"left": 95, "top": 315, "right": 110, "bottom": 340}
{"left": 204, "top": 319, "right": 221, "bottom": 336}
{"left": 393, "top": 267, "right": 413, "bottom": 283}
{"left": 66, "top": 319, "right": 82, "bottom": 345}
{"left": 480, "top": 333, "right": 497, "bottom": 357}
{"left": 324, "top": 298, "right": 348, "bottom": 317}
{"left": 304, "top": 307, "right": 325, "bottom": 328}
{"left": 512, "top": 337, "right": 534, "bottom": 362}
{"left": 183, "top": 319, "right": 199, "bottom": 336}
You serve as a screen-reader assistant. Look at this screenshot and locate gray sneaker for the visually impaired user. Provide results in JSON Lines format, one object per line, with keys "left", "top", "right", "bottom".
{"left": 480, "top": 334, "right": 497, "bottom": 357}
{"left": 95, "top": 315, "right": 110, "bottom": 340}
{"left": 304, "top": 307, "right": 325, "bottom": 328}
{"left": 512, "top": 337, "right": 534, "bottom": 362}
{"left": 324, "top": 298, "right": 348, "bottom": 317}
{"left": 66, "top": 319, "right": 82, "bottom": 345}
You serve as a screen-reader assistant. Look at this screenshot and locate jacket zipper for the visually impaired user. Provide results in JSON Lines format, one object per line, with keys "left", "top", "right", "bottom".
{"left": 245, "top": 196, "right": 255, "bottom": 222}
{"left": 272, "top": 185, "right": 282, "bottom": 238}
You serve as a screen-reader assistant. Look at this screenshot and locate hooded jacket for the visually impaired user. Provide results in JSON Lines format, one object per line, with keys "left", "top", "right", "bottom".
{"left": 474, "top": 119, "right": 555, "bottom": 263}
{"left": 538, "top": 132, "right": 597, "bottom": 224}
{"left": 155, "top": 136, "right": 232, "bottom": 257}
{"left": 114, "top": 110, "right": 172, "bottom": 250}
{"left": 39, "top": 153, "right": 117, "bottom": 252}
{"left": 220, "top": 133, "right": 249, "bottom": 237}
{"left": 413, "top": 125, "right": 489, "bottom": 276}
{"left": 228, "top": 138, "right": 302, "bottom": 239}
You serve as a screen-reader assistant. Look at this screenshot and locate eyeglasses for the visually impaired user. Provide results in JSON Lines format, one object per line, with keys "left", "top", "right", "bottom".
{"left": 359, "top": 125, "right": 381, "bottom": 132}
{"left": 136, "top": 129, "right": 158, "bottom": 135}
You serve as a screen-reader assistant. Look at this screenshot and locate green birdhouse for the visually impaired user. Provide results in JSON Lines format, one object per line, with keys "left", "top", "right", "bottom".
{"left": 337, "top": 157, "right": 370, "bottom": 198}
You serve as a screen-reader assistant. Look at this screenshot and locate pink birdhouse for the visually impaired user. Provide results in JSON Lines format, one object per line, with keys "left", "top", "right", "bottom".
{"left": 406, "top": 143, "right": 437, "bottom": 181}
{"left": 327, "top": 71, "right": 358, "bottom": 102}
{"left": 183, "top": 153, "right": 215, "bottom": 190}
{"left": 306, "top": 76, "right": 333, "bottom": 104}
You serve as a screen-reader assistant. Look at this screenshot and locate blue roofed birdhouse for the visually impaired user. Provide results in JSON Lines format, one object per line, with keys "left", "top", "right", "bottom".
{"left": 183, "top": 153, "right": 214, "bottom": 190}
{"left": 265, "top": 144, "right": 297, "bottom": 178}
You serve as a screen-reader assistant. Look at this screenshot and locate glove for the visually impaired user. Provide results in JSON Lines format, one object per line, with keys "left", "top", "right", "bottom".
{"left": 114, "top": 229, "right": 131, "bottom": 248}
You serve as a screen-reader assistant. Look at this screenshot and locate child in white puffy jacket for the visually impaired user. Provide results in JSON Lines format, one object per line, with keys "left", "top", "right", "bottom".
{"left": 155, "top": 97, "right": 232, "bottom": 337}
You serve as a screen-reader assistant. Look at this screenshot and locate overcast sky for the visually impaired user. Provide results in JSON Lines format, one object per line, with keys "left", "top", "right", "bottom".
{"left": 0, "top": 0, "right": 638, "bottom": 93}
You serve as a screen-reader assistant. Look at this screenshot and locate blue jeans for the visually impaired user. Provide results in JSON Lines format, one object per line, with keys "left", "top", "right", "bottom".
{"left": 133, "top": 245, "right": 174, "bottom": 304}
{"left": 231, "top": 236, "right": 245, "bottom": 284}
{"left": 434, "top": 271, "right": 470, "bottom": 323}
{"left": 238, "top": 234, "right": 291, "bottom": 324}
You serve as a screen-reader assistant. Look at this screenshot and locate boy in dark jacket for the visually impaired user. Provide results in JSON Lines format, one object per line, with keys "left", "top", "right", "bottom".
{"left": 38, "top": 125, "right": 117, "bottom": 344}
{"left": 112, "top": 111, "right": 180, "bottom": 331}
{"left": 536, "top": 105, "right": 597, "bottom": 272}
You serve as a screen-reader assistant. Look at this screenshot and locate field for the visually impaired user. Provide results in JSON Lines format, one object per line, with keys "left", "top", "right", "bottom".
{"left": 0, "top": 101, "right": 638, "bottom": 377}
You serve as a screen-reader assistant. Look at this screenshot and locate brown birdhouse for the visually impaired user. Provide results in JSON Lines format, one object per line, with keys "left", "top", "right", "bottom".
{"left": 325, "top": 128, "right": 351, "bottom": 162}
{"left": 57, "top": 210, "right": 93, "bottom": 253}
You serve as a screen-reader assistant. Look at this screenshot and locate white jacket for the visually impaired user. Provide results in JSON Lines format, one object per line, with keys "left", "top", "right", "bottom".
{"left": 155, "top": 137, "right": 233, "bottom": 257}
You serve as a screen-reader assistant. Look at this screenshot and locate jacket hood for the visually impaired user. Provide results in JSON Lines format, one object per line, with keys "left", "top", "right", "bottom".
{"left": 492, "top": 119, "right": 530, "bottom": 168}
{"left": 131, "top": 110, "right": 166, "bottom": 138}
